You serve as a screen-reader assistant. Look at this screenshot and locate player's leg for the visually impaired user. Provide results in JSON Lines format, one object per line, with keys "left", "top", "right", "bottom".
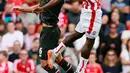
{"left": 75, "top": 9, "right": 102, "bottom": 73}
{"left": 40, "top": 26, "right": 75, "bottom": 73}
{"left": 47, "top": 31, "right": 84, "bottom": 68}
{"left": 75, "top": 38, "right": 95, "bottom": 73}
{"left": 50, "top": 31, "right": 84, "bottom": 57}
{"left": 38, "top": 27, "right": 61, "bottom": 73}
{"left": 40, "top": 60, "right": 60, "bottom": 73}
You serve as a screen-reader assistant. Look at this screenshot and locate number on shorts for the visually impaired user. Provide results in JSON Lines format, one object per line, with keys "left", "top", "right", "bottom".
{"left": 39, "top": 47, "right": 42, "bottom": 57}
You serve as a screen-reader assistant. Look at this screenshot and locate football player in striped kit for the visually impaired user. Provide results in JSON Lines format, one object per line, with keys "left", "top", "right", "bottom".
{"left": 47, "top": 0, "right": 102, "bottom": 73}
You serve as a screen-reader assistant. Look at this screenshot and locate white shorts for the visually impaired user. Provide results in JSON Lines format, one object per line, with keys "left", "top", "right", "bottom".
{"left": 75, "top": 8, "right": 102, "bottom": 39}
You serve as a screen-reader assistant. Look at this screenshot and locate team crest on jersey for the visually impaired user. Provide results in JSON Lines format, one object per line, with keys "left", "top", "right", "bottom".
{"left": 92, "top": 31, "right": 96, "bottom": 35}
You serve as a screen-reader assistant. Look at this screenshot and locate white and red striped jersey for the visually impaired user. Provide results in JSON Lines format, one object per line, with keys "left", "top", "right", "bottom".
{"left": 0, "top": 61, "right": 14, "bottom": 73}
{"left": 14, "top": 59, "right": 36, "bottom": 73}
{"left": 81, "top": 0, "right": 101, "bottom": 10}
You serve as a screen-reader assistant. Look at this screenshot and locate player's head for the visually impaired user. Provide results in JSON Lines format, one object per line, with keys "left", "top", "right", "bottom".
{"left": 19, "top": 50, "right": 28, "bottom": 61}
{"left": 7, "top": 21, "right": 15, "bottom": 33}
{"left": 0, "top": 51, "right": 8, "bottom": 61}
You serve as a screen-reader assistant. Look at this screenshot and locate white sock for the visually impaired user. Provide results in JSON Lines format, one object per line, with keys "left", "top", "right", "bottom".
{"left": 53, "top": 42, "right": 66, "bottom": 56}
{"left": 76, "top": 56, "right": 88, "bottom": 72}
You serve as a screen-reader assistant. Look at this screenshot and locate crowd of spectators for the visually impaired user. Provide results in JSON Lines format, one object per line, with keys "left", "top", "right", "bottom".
{"left": 0, "top": 0, "right": 130, "bottom": 73}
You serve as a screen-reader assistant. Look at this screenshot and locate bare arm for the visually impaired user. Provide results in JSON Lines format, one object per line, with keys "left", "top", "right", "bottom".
{"left": 42, "top": 0, "right": 61, "bottom": 9}
{"left": 14, "top": 4, "right": 39, "bottom": 13}
{"left": 121, "top": 57, "right": 130, "bottom": 65}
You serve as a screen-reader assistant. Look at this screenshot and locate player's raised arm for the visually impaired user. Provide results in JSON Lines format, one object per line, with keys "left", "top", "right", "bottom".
{"left": 43, "top": 0, "right": 62, "bottom": 9}
{"left": 13, "top": 4, "right": 39, "bottom": 13}
{"left": 33, "top": 0, "right": 62, "bottom": 13}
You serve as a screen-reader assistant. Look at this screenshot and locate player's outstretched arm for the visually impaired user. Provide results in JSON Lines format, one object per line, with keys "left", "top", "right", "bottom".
{"left": 42, "top": 0, "right": 61, "bottom": 9}
{"left": 13, "top": 4, "right": 39, "bottom": 13}
{"left": 32, "top": 0, "right": 61, "bottom": 13}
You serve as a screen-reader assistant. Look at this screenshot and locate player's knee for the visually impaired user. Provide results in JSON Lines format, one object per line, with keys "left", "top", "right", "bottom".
{"left": 40, "top": 60, "right": 48, "bottom": 68}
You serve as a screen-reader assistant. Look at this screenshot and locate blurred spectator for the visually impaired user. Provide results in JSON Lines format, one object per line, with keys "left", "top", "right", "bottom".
{"left": 58, "top": 10, "right": 68, "bottom": 28}
{"left": 36, "top": 64, "right": 48, "bottom": 73}
{"left": 100, "top": 0, "right": 112, "bottom": 12}
{"left": 97, "top": 14, "right": 109, "bottom": 63}
{"left": 120, "top": 39, "right": 130, "bottom": 73}
{"left": 67, "top": 1, "right": 81, "bottom": 25}
{"left": 35, "top": 24, "right": 42, "bottom": 34}
{"left": 24, "top": 24, "right": 39, "bottom": 51}
{"left": 0, "top": 51, "right": 13, "bottom": 73}
{"left": 126, "top": 14, "right": 130, "bottom": 30}
{"left": 0, "top": 0, "right": 6, "bottom": 12}
{"left": 105, "top": 11, "right": 126, "bottom": 35}
{"left": 112, "top": 0, "right": 127, "bottom": 9}
{"left": 111, "top": 0, "right": 129, "bottom": 14}
{"left": 102, "top": 23, "right": 122, "bottom": 57}
{"left": 85, "top": 52, "right": 103, "bottom": 73}
{"left": 99, "top": 14, "right": 109, "bottom": 43}
{"left": 1, "top": 21, "right": 23, "bottom": 52}
{"left": 0, "top": 20, "right": 6, "bottom": 36}
{"left": 65, "top": 23, "right": 75, "bottom": 48}
{"left": 102, "top": 50, "right": 122, "bottom": 73}
{"left": 121, "top": 15, "right": 130, "bottom": 48}
{"left": 15, "top": 18, "right": 27, "bottom": 35}
{"left": 18, "top": 4, "right": 40, "bottom": 28}
{"left": 2, "top": 2, "right": 16, "bottom": 23}
{"left": 58, "top": 26, "right": 66, "bottom": 43}
{"left": 28, "top": 38, "right": 40, "bottom": 65}
{"left": 121, "top": 30, "right": 130, "bottom": 47}
{"left": 63, "top": 47, "right": 78, "bottom": 68}
{"left": 14, "top": 50, "right": 36, "bottom": 73}
{"left": 0, "top": 35, "right": 2, "bottom": 50}
{"left": 8, "top": 40, "right": 21, "bottom": 62}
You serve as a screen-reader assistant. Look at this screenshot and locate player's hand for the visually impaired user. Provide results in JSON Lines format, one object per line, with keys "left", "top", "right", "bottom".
{"left": 32, "top": 6, "right": 44, "bottom": 14}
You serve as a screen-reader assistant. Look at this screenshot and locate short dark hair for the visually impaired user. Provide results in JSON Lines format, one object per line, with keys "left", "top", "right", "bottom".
{"left": 0, "top": 20, "right": 4, "bottom": 25}
{"left": 0, "top": 51, "right": 8, "bottom": 57}
{"left": 33, "top": 38, "right": 39, "bottom": 42}
{"left": 109, "top": 22, "right": 118, "bottom": 28}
